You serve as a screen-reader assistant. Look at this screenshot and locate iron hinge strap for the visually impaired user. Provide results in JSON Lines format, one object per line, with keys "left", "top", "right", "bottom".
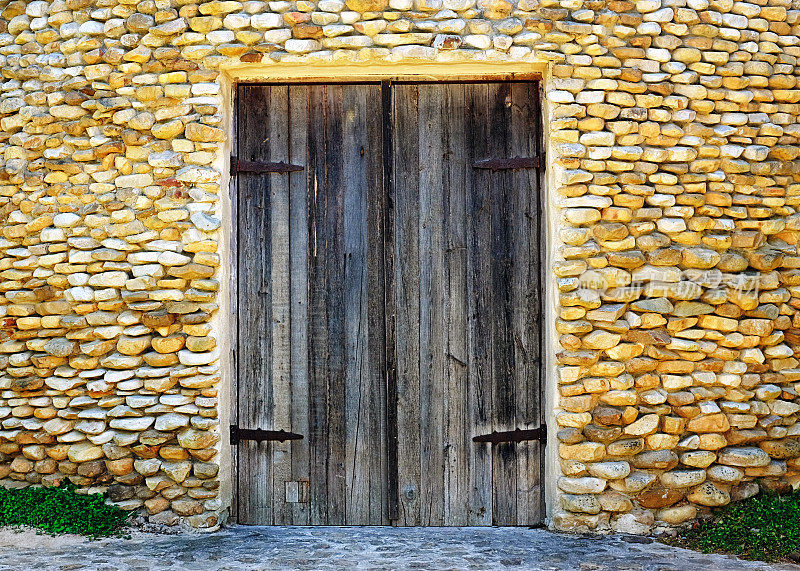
{"left": 231, "top": 156, "right": 304, "bottom": 174}
{"left": 229, "top": 425, "right": 304, "bottom": 445}
{"left": 472, "top": 155, "right": 545, "bottom": 170}
{"left": 472, "top": 424, "right": 547, "bottom": 444}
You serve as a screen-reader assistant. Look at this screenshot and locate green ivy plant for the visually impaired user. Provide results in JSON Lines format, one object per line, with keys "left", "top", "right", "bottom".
{"left": 668, "top": 488, "right": 800, "bottom": 562}
{"left": 0, "top": 483, "right": 129, "bottom": 538}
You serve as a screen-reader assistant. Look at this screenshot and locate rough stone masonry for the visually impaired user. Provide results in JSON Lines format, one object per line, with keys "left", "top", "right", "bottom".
{"left": 0, "top": 0, "right": 799, "bottom": 534}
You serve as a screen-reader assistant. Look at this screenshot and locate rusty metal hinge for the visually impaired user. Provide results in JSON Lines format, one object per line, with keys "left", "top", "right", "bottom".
{"left": 473, "top": 155, "right": 545, "bottom": 170}
{"left": 230, "top": 425, "right": 304, "bottom": 445}
{"left": 472, "top": 424, "right": 547, "bottom": 444}
{"left": 231, "top": 156, "right": 304, "bottom": 174}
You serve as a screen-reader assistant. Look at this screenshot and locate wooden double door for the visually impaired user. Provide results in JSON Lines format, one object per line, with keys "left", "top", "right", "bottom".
{"left": 233, "top": 81, "right": 544, "bottom": 526}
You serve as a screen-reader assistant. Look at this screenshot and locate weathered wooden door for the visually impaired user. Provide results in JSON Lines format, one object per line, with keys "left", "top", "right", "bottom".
{"left": 235, "top": 84, "right": 388, "bottom": 525}
{"left": 234, "top": 81, "right": 542, "bottom": 526}
{"left": 390, "top": 83, "right": 543, "bottom": 525}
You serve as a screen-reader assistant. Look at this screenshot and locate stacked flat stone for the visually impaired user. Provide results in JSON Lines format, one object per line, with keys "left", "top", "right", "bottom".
{"left": 0, "top": 0, "right": 798, "bottom": 531}
{"left": 0, "top": 0, "right": 224, "bottom": 528}
{"left": 547, "top": 0, "right": 800, "bottom": 533}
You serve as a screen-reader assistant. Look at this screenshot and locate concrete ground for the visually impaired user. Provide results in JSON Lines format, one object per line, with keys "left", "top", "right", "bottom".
{"left": 0, "top": 526, "right": 796, "bottom": 571}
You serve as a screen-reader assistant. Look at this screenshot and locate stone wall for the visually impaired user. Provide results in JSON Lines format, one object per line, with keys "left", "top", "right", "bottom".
{"left": 0, "top": 0, "right": 799, "bottom": 532}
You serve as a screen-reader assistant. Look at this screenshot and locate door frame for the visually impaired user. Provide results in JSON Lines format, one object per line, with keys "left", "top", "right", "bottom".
{"left": 215, "top": 65, "right": 559, "bottom": 526}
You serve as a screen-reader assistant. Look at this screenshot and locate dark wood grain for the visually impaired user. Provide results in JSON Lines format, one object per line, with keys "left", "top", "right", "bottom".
{"left": 288, "top": 84, "right": 311, "bottom": 525}
{"left": 442, "top": 83, "right": 469, "bottom": 524}
{"left": 382, "top": 81, "right": 400, "bottom": 523}
{"left": 236, "top": 84, "right": 275, "bottom": 525}
{"left": 324, "top": 84, "right": 347, "bottom": 526}
{"left": 488, "top": 81, "right": 517, "bottom": 525}
{"left": 306, "top": 84, "right": 329, "bottom": 525}
{"left": 417, "top": 83, "right": 446, "bottom": 525}
{"left": 342, "top": 83, "right": 366, "bottom": 522}
{"left": 267, "top": 85, "right": 293, "bottom": 526}
{"left": 391, "top": 84, "right": 422, "bottom": 526}
{"left": 512, "top": 82, "right": 542, "bottom": 524}
{"left": 364, "top": 85, "right": 390, "bottom": 524}
{"left": 341, "top": 84, "right": 387, "bottom": 524}
{"left": 465, "top": 83, "right": 494, "bottom": 526}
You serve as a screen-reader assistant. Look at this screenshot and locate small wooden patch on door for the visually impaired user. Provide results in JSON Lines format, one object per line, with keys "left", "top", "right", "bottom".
{"left": 285, "top": 480, "right": 309, "bottom": 503}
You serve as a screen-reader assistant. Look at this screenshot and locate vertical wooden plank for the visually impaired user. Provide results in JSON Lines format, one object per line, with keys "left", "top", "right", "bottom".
{"left": 392, "top": 84, "right": 422, "bottom": 526}
{"left": 288, "top": 84, "right": 311, "bottom": 525}
{"left": 342, "top": 84, "right": 373, "bottom": 524}
{"left": 324, "top": 85, "right": 347, "bottom": 525}
{"left": 236, "top": 84, "right": 274, "bottom": 525}
{"left": 510, "top": 81, "right": 542, "bottom": 525}
{"left": 267, "top": 85, "right": 293, "bottom": 526}
{"left": 341, "top": 83, "right": 364, "bottom": 524}
{"left": 382, "top": 81, "right": 400, "bottom": 524}
{"left": 364, "top": 84, "right": 390, "bottom": 525}
{"left": 307, "top": 84, "right": 330, "bottom": 525}
{"left": 508, "top": 81, "right": 530, "bottom": 525}
{"left": 465, "top": 83, "right": 494, "bottom": 526}
{"left": 441, "top": 83, "right": 469, "bottom": 525}
{"left": 416, "top": 84, "right": 446, "bottom": 526}
{"left": 488, "top": 82, "right": 518, "bottom": 526}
